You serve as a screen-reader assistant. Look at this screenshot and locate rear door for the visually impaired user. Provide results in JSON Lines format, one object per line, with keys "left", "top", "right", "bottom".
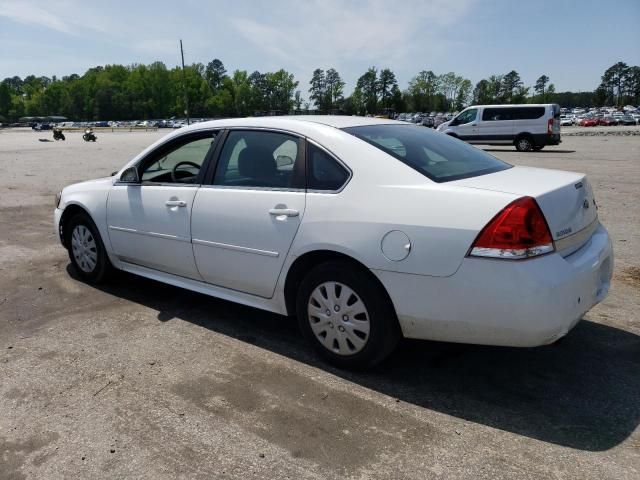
{"left": 191, "top": 129, "right": 306, "bottom": 298}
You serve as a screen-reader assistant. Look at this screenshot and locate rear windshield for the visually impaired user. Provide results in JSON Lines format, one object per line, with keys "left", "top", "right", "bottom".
{"left": 343, "top": 124, "right": 511, "bottom": 182}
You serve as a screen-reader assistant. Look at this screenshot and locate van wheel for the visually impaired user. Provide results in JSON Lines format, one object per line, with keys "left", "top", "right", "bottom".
{"left": 296, "top": 261, "right": 400, "bottom": 369}
{"left": 515, "top": 136, "right": 534, "bottom": 152}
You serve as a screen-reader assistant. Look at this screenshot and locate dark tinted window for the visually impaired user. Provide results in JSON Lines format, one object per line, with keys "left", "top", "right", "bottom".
{"left": 213, "top": 130, "right": 303, "bottom": 188}
{"left": 344, "top": 124, "right": 511, "bottom": 183}
{"left": 482, "top": 108, "right": 514, "bottom": 121}
{"left": 513, "top": 107, "right": 545, "bottom": 120}
{"left": 307, "top": 143, "right": 349, "bottom": 191}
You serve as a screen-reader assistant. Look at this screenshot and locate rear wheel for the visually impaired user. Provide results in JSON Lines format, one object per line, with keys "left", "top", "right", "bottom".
{"left": 515, "top": 135, "right": 534, "bottom": 152}
{"left": 66, "top": 213, "right": 112, "bottom": 283}
{"left": 296, "top": 261, "right": 400, "bottom": 369}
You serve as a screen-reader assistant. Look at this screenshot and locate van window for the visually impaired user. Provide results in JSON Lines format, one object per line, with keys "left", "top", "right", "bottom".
{"left": 482, "top": 108, "right": 514, "bottom": 121}
{"left": 513, "top": 107, "right": 545, "bottom": 120}
{"left": 455, "top": 109, "right": 478, "bottom": 124}
{"left": 343, "top": 124, "right": 511, "bottom": 183}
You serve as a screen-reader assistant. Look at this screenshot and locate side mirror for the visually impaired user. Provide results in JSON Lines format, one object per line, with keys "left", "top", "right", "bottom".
{"left": 119, "top": 166, "right": 139, "bottom": 183}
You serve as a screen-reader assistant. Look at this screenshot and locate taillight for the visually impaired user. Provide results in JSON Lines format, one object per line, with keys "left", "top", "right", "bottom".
{"left": 469, "top": 196, "right": 554, "bottom": 260}
{"left": 548, "top": 118, "right": 553, "bottom": 135}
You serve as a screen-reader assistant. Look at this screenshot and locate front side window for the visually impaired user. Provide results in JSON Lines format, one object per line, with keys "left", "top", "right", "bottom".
{"left": 455, "top": 108, "right": 478, "bottom": 124}
{"left": 344, "top": 124, "right": 511, "bottom": 183}
{"left": 213, "top": 130, "right": 303, "bottom": 189}
{"left": 307, "top": 143, "right": 350, "bottom": 191}
{"left": 141, "top": 134, "right": 216, "bottom": 183}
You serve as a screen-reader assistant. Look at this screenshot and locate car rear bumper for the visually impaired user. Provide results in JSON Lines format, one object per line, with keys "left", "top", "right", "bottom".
{"left": 373, "top": 224, "right": 613, "bottom": 347}
{"left": 533, "top": 133, "right": 561, "bottom": 146}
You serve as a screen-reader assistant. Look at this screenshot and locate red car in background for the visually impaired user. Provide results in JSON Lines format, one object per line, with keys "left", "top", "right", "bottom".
{"left": 598, "top": 116, "right": 617, "bottom": 126}
{"left": 579, "top": 117, "right": 598, "bottom": 127}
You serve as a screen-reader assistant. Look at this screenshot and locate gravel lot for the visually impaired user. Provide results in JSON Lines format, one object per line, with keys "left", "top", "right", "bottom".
{"left": 1, "top": 127, "right": 639, "bottom": 480}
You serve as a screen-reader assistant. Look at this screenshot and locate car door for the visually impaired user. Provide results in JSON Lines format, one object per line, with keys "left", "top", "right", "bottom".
{"left": 451, "top": 108, "right": 479, "bottom": 141}
{"left": 477, "top": 107, "right": 514, "bottom": 143}
{"left": 191, "top": 129, "right": 306, "bottom": 298}
{"left": 106, "top": 130, "right": 218, "bottom": 279}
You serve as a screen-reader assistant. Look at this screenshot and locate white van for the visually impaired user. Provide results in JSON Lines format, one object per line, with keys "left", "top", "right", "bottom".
{"left": 436, "top": 104, "right": 561, "bottom": 151}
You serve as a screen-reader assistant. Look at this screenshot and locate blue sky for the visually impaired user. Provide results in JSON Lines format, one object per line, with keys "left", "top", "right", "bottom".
{"left": 1, "top": 0, "right": 638, "bottom": 98}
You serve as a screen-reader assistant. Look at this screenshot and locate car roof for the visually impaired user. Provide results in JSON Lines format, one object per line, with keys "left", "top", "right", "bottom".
{"left": 179, "top": 115, "right": 401, "bottom": 131}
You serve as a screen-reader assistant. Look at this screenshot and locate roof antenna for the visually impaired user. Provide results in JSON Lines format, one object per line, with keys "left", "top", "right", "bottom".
{"left": 180, "top": 39, "right": 191, "bottom": 126}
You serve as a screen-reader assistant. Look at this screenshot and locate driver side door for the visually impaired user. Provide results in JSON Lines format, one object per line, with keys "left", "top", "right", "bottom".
{"left": 452, "top": 108, "right": 479, "bottom": 141}
{"left": 106, "top": 130, "right": 218, "bottom": 279}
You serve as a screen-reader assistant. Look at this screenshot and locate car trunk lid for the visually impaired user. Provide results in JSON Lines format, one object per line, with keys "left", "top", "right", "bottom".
{"left": 451, "top": 166, "right": 598, "bottom": 256}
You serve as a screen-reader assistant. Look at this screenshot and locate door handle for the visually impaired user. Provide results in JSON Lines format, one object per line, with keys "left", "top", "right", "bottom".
{"left": 165, "top": 200, "right": 187, "bottom": 207}
{"left": 269, "top": 208, "right": 299, "bottom": 217}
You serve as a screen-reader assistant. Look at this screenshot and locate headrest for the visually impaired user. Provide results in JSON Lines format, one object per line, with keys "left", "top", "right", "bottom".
{"left": 238, "top": 146, "right": 277, "bottom": 179}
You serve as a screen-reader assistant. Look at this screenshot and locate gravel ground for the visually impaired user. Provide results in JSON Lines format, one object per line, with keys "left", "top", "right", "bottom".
{"left": 1, "top": 127, "right": 639, "bottom": 480}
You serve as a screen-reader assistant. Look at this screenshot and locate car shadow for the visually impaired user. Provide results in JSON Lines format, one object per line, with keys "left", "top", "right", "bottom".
{"left": 482, "top": 148, "right": 577, "bottom": 154}
{"left": 71, "top": 266, "right": 640, "bottom": 452}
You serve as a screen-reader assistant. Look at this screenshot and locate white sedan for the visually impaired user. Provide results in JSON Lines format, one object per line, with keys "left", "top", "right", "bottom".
{"left": 54, "top": 116, "right": 613, "bottom": 368}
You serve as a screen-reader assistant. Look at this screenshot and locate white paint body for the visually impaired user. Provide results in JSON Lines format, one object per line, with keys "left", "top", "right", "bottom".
{"left": 55, "top": 116, "right": 613, "bottom": 347}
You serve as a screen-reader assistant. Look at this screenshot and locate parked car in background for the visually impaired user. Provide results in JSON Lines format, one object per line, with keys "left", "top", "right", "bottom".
{"left": 579, "top": 117, "right": 598, "bottom": 127}
{"left": 619, "top": 114, "right": 636, "bottom": 126}
{"left": 611, "top": 112, "right": 624, "bottom": 123}
{"left": 53, "top": 116, "right": 613, "bottom": 368}
{"left": 433, "top": 115, "right": 447, "bottom": 128}
{"left": 421, "top": 116, "right": 435, "bottom": 128}
{"left": 598, "top": 116, "right": 617, "bottom": 126}
{"left": 32, "top": 123, "right": 53, "bottom": 131}
{"left": 560, "top": 115, "right": 574, "bottom": 126}
{"left": 436, "top": 104, "right": 561, "bottom": 151}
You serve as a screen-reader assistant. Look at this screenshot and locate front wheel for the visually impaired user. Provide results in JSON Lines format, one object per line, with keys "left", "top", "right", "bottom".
{"left": 515, "top": 136, "right": 533, "bottom": 152}
{"left": 296, "top": 261, "right": 400, "bottom": 369}
{"left": 66, "top": 213, "right": 112, "bottom": 283}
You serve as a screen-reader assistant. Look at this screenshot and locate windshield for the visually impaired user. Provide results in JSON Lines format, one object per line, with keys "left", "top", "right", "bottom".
{"left": 343, "top": 124, "right": 511, "bottom": 182}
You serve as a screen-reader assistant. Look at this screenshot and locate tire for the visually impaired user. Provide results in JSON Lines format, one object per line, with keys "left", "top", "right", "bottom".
{"left": 66, "top": 213, "right": 112, "bottom": 283}
{"left": 296, "top": 261, "right": 400, "bottom": 369}
{"left": 515, "top": 135, "right": 533, "bottom": 152}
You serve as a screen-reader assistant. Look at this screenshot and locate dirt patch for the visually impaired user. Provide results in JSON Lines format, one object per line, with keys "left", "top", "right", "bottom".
{"left": 617, "top": 266, "right": 640, "bottom": 288}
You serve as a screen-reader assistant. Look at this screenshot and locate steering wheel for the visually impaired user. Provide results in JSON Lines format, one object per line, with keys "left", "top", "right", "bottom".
{"left": 171, "top": 161, "right": 201, "bottom": 182}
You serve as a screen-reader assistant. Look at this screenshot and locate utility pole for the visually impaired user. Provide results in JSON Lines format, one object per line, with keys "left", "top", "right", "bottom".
{"left": 180, "top": 39, "right": 190, "bottom": 125}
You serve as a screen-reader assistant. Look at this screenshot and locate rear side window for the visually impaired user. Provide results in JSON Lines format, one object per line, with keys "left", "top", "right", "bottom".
{"left": 513, "top": 107, "right": 545, "bottom": 120}
{"left": 344, "top": 124, "right": 511, "bottom": 183}
{"left": 307, "top": 143, "right": 350, "bottom": 191}
{"left": 482, "top": 108, "right": 514, "bottom": 121}
{"left": 213, "top": 130, "right": 303, "bottom": 189}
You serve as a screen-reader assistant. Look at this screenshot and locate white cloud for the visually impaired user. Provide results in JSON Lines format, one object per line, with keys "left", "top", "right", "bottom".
{"left": 0, "top": 1, "right": 75, "bottom": 34}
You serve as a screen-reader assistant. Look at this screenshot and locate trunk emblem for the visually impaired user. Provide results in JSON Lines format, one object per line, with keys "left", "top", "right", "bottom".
{"left": 583, "top": 199, "right": 590, "bottom": 209}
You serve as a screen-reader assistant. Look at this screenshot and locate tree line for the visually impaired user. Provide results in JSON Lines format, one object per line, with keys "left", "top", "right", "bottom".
{"left": 1, "top": 60, "right": 638, "bottom": 122}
